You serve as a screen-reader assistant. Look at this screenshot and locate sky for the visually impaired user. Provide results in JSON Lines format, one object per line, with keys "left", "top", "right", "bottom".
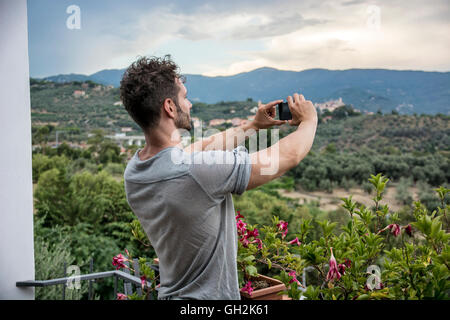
{"left": 27, "top": 0, "right": 450, "bottom": 78}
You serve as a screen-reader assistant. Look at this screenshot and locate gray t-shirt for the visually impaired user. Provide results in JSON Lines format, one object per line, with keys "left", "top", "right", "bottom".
{"left": 124, "top": 145, "right": 252, "bottom": 300}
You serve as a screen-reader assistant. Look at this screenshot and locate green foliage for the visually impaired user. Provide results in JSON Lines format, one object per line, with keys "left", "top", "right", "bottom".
{"left": 220, "top": 174, "right": 450, "bottom": 300}
{"left": 32, "top": 154, "right": 70, "bottom": 183}
{"left": 298, "top": 175, "right": 450, "bottom": 300}
{"left": 30, "top": 133, "right": 449, "bottom": 300}
{"left": 395, "top": 177, "right": 414, "bottom": 205}
{"left": 103, "top": 162, "right": 125, "bottom": 176}
{"left": 35, "top": 168, "right": 131, "bottom": 226}
{"left": 32, "top": 145, "right": 152, "bottom": 300}
{"left": 288, "top": 148, "right": 449, "bottom": 192}
{"left": 30, "top": 81, "right": 130, "bottom": 133}
{"left": 34, "top": 218, "right": 86, "bottom": 300}
{"left": 191, "top": 100, "right": 258, "bottom": 123}
{"left": 417, "top": 181, "right": 448, "bottom": 213}
{"left": 112, "top": 251, "right": 159, "bottom": 300}
{"left": 282, "top": 112, "right": 450, "bottom": 192}
{"left": 236, "top": 215, "right": 305, "bottom": 291}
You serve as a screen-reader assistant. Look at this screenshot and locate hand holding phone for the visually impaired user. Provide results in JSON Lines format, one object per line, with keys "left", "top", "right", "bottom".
{"left": 277, "top": 101, "right": 292, "bottom": 120}
{"left": 279, "top": 93, "right": 317, "bottom": 126}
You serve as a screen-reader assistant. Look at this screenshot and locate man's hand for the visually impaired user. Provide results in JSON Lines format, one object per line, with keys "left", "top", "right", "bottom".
{"left": 252, "top": 99, "right": 287, "bottom": 130}
{"left": 246, "top": 94, "right": 318, "bottom": 191}
{"left": 287, "top": 93, "right": 317, "bottom": 126}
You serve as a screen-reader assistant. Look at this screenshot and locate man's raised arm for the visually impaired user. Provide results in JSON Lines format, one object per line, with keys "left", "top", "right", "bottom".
{"left": 246, "top": 93, "right": 318, "bottom": 190}
{"left": 183, "top": 100, "right": 286, "bottom": 154}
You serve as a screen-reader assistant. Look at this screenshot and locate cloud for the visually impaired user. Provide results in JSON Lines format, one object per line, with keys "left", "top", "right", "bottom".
{"left": 201, "top": 0, "right": 450, "bottom": 75}
{"left": 228, "top": 12, "right": 326, "bottom": 40}
{"left": 176, "top": 26, "right": 212, "bottom": 41}
{"left": 28, "top": 0, "right": 450, "bottom": 77}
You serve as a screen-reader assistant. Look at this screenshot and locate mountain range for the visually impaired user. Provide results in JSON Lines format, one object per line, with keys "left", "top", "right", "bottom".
{"left": 42, "top": 67, "right": 450, "bottom": 115}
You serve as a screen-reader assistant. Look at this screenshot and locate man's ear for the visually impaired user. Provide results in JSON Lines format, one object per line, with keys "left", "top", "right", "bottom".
{"left": 162, "top": 98, "right": 176, "bottom": 119}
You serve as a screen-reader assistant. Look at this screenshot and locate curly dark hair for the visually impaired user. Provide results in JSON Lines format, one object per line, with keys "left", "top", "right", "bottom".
{"left": 120, "top": 55, "right": 185, "bottom": 130}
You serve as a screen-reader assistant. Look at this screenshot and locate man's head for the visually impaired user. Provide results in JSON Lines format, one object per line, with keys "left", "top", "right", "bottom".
{"left": 120, "top": 55, "right": 192, "bottom": 133}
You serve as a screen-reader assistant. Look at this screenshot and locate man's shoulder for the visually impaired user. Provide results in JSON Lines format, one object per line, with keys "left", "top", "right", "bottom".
{"left": 124, "top": 148, "right": 190, "bottom": 184}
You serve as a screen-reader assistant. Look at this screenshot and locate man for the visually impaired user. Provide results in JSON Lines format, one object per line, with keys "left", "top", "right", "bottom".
{"left": 121, "top": 55, "right": 317, "bottom": 300}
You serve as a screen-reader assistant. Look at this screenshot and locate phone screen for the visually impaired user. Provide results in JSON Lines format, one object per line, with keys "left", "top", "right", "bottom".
{"left": 278, "top": 102, "right": 292, "bottom": 120}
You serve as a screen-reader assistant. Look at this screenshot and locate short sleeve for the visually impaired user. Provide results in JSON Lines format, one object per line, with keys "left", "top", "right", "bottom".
{"left": 188, "top": 145, "right": 252, "bottom": 199}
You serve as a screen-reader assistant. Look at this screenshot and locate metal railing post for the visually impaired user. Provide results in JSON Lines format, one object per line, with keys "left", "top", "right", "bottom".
{"left": 88, "top": 258, "right": 93, "bottom": 300}
{"left": 62, "top": 261, "right": 67, "bottom": 300}
{"left": 113, "top": 274, "right": 118, "bottom": 299}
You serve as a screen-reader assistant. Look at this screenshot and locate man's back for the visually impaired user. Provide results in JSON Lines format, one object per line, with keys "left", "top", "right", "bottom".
{"left": 124, "top": 146, "right": 252, "bottom": 300}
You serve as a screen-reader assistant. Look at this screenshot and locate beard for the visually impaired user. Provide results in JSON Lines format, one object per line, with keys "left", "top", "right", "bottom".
{"left": 174, "top": 103, "right": 192, "bottom": 131}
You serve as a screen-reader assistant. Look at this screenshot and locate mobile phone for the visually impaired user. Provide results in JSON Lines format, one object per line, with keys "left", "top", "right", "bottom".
{"left": 278, "top": 101, "right": 292, "bottom": 120}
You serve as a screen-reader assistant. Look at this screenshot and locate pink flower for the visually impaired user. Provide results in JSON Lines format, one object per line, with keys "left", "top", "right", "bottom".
{"left": 117, "top": 293, "right": 127, "bottom": 300}
{"left": 236, "top": 219, "right": 247, "bottom": 235}
{"left": 338, "top": 258, "right": 351, "bottom": 275}
{"left": 403, "top": 224, "right": 413, "bottom": 237}
{"left": 235, "top": 211, "right": 244, "bottom": 220}
{"left": 112, "top": 253, "right": 128, "bottom": 270}
{"left": 240, "top": 281, "right": 254, "bottom": 296}
{"left": 344, "top": 258, "right": 352, "bottom": 268}
{"left": 140, "top": 275, "right": 147, "bottom": 288}
{"left": 288, "top": 271, "right": 301, "bottom": 286}
{"left": 388, "top": 224, "right": 401, "bottom": 237}
{"left": 277, "top": 221, "right": 288, "bottom": 239}
{"left": 251, "top": 238, "right": 263, "bottom": 250}
{"left": 288, "top": 237, "right": 301, "bottom": 246}
{"left": 378, "top": 224, "right": 401, "bottom": 237}
{"left": 326, "top": 247, "right": 342, "bottom": 281}
{"left": 247, "top": 228, "right": 259, "bottom": 238}
{"left": 240, "top": 236, "right": 250, "bottom": 248}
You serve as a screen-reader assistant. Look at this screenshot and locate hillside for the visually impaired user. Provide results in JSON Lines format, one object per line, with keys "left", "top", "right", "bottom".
{"left": 310, "top": 113, "right": 450, "bottom": 154}
{"left": 30, "top": 79, "right": 449, "bottom": 214}
{"left": 30, "top": 79, "right": 449, "bottom": 155}
{"left": 42, "top": 67, "right": 450, "bottom": 115}
{"left": 30, "top": 79, "right": 132, "bottom": 131}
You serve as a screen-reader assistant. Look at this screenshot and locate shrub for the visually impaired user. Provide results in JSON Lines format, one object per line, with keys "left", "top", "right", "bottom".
{"left": 118, "top": 174, "right": 449, "bottom": 300}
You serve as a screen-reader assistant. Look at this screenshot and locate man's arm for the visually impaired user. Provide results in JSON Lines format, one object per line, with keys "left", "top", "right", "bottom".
{"left": 246, "top": 94, "right": 318, "bottom": 190}
{"left": 183, "top": 120, "right": 258, "bottom": 154}
{"left": 183, "top": 100, "right": 285, "bottom": 154}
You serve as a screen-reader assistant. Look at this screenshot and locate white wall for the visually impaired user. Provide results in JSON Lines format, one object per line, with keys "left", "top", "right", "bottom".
{"left": 0, "top": 0, "right": 35, "bottom": 299}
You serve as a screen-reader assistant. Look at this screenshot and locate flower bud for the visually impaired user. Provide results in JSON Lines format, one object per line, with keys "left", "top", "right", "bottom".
{"left": 326, "top": 247, "right": 342, "bottom": 281}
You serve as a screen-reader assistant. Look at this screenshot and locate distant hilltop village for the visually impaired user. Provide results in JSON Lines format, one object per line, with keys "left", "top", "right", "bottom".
{"left": 314, "top": 97, "right": 368, "bottom": 114}
{"left": 314, "top": 97, "right": 345, "bottom": 112}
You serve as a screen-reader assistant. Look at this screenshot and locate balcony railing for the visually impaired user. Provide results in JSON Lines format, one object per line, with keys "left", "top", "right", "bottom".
{"left": 16, "top": 258, "right": 159, "bottom": 300}
{"left": 17, "top": 260, "right": 315, "bottom": 300}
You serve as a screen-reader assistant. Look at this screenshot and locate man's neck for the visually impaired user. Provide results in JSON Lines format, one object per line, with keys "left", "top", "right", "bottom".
{"left": 139, "top": 125, "right": 182, "bottom": 161}
{"left": 138, "top": 142, "right": 180, "bottom": 161}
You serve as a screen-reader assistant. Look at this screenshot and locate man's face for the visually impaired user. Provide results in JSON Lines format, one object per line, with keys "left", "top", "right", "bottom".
{"left": 173, "top": 78, "right": 192, "bottom": 131}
